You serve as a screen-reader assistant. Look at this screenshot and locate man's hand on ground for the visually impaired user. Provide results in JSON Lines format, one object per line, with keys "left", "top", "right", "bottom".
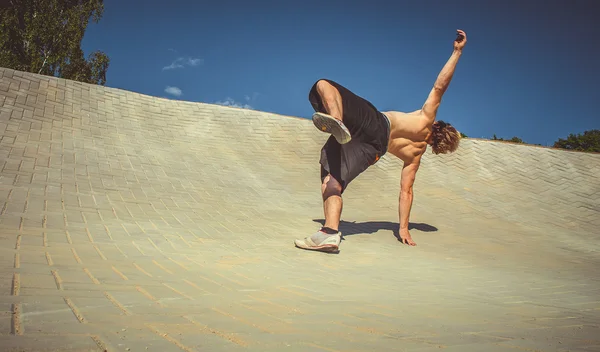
{"left": 399, "top": 229, "right": 417, "bottom": 246}
{"left": 454, "top": 29, "right": 467, "bottom": 51}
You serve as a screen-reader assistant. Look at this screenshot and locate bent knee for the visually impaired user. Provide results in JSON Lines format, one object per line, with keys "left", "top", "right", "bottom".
{"left": 322, "top": 174, "right": 342, "bottom": 195}
{"left": 315, "top": 79, "right": 335, "bottom": 95}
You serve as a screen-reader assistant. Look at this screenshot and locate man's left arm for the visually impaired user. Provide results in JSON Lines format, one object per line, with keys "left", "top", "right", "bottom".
{"left": 398, "top": 157, "right": 421, "bottom": 246}
{"left": 421, "top": 29, "right": 467, "bottom": 121}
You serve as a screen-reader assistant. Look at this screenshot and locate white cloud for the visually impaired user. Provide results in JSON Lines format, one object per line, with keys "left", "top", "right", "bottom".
{"left": 163, "top": 61, "right": 184, "bottom": 70}
{"left": 215, "top": 97, "right": 253, "bottom": 109}
{"left": 186, "top": 58, "right": 202, "bottom": 66}
{"left": 162, "top": 56, "right": 204, "bottom": 70}
{"left": 214, "top": 93, "right": 260, "bottom": 109}
{"left": 165, "top": 86, "right": 182, "bottom": 97}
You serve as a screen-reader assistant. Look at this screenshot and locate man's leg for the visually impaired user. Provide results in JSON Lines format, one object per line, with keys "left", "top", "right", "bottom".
{"left": 295, "top": 137, "right": 377, "bottom": 253}
{"left": 294, "top": 80, "right": 380, "bottom": 253}
{"left": 312, "top": 80, "right": 344, "bottom": 122}
{"left": 294, "top": 141, "right": 345, "bottom": 253}
{"left": 319, "top": 139, "right": 379, "bottom": 233}
{"left": 309, "top": 80, "right": 352, "bottom": 144}
{"left": 293, "top": 170, "right": 343, "bottom": 253}
{"left": 309, "top": 78, "right": 387, "bottom": 142}
{"left": 321, "top": 173, "right": 343, "bottom": 232}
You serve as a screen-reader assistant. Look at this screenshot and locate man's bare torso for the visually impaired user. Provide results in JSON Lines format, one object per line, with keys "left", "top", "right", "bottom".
{"left": 382, "top": 110, "right": 432, "bottom": 164}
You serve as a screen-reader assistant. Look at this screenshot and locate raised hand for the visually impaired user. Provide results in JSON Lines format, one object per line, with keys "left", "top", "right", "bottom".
{"left": 454, "top": 29, "right": 467, "bottom": 51}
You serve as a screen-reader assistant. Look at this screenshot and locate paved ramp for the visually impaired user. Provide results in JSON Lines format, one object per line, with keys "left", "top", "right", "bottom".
{"left": 1, "top": 67, "right": 599, "bottom": 351}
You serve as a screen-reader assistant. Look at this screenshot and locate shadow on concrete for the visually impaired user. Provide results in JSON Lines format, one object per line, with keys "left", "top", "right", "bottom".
{"left": 311, "top": 219, "right": 438, "bottom": 239}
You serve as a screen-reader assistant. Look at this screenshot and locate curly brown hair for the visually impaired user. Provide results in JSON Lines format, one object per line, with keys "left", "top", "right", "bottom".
{"left": 430, "top": 121, "right": 461, "bottom": 155}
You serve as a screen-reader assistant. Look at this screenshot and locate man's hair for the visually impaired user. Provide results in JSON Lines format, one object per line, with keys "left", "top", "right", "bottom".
{"left": 431, "top": 120, "right": 461, "bottom": 155}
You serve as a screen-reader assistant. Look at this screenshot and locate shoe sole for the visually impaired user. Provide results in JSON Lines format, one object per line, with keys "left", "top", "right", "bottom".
{"left": 312, "top": 112, "right": 351, "bottom": 144}
{"left": 294, "top": 238, "right": 340, "bottom": 253}
{"left": 294, "top": 243, "right": 340, "bottom": 253}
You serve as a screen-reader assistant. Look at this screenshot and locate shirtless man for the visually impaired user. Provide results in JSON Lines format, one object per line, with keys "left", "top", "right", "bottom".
{"left": 294, "top": 29, "right": 467, "bottom": 253}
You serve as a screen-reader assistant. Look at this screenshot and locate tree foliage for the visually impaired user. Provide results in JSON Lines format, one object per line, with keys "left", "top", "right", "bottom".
{"left": 492, "top": 134, "right": 525, "bottom": 144}
{"left": 0, "top": 0, "right": 109, "bottom": 85}
{"left": 508, "top": 136, "right": 523, "bottom": 144}
{"left": 553, "top": 129, "right": 600, "bottom": 153}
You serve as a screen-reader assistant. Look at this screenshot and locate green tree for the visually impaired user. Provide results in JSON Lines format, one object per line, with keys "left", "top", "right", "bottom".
{"left": 508, "top": 136, "right": 524, "bottom": 143}
{"left": 0, "top": 0, "right": 110, "bottom": 85}
{"left": 553, "top": 129, "right": 600, "bottom": 153}
{"left": 491, "top": 134, "right": 525, "bottom": 143}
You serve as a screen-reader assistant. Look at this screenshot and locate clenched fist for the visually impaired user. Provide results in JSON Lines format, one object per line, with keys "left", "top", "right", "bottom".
{"left": 454, "top": 29, "right": 467, "bottom": 51}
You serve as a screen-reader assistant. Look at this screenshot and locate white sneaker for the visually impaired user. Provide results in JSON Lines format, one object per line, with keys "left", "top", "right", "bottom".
{"left": 294, "top": 229, "right": 342, "bottom": 253}
{"left": 312, "top": 112, "right": 352, "bottom": 144}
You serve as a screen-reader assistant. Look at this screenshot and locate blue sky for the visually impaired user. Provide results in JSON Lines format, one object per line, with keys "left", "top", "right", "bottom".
{"left": 82, "top": 0, "right": 599, "bottom": 146}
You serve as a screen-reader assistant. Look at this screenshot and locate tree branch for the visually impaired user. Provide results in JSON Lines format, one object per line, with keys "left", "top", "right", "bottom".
{"left": 38, "top": 50, "right": 50, "bottom": 74}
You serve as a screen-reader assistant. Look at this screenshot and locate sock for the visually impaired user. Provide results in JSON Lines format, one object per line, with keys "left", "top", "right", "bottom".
{"left": 320, "top": 226, "right": 338, "bottom": 234}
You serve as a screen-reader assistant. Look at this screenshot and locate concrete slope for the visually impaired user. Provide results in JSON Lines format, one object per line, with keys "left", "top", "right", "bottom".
{"left": 1, "top": 67, "right": 599, "bottom": 352}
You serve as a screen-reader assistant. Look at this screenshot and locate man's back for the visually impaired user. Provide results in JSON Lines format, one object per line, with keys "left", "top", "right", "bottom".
{"left": 383, "top": 110, "right": 430, "bottom": 164}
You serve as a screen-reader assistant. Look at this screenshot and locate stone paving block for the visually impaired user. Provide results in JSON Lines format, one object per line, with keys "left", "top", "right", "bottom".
{"left": 99, "top": 328, "right": 191, "bottom": 352}
{"left": 44, "top": 251, "right": 80, "bottom": 269}
{"left": 419, "top": 342, "right": 552, "bottom": 352}
{"left": 101, "top": 289, "right": 165, "bottom": 315}
{"left": 497, "top": 329, "right": 599, "bottom": 351}
{"left": 18, "top": 271, "right": 63, "bottom": 293}
{"left": 0, "top": 335, "right": 104, "bottom": 351}
{"left": 19, "top": 300, "right": 84, "bottom": 333}
{"left": 17, "top": 250, "right": 49, "bottom": 266}
{"left": 185, "top": 310, "right": 273, "bottom": 336}
{"left": 44, "top": 231, "right": 70, "bottom": 246}
{"left": 0, "top": 312, "right": 13, "bottom": 336}
{"left": 145, "top": 321, "right": 250, "bottom": 351}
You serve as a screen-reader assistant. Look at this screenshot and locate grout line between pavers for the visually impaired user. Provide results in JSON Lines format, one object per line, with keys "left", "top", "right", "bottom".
{"left": 11, "top": 303, "right": 22, "bottom": 335}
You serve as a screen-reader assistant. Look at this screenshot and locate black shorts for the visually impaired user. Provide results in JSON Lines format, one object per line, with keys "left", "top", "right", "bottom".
{"left": 308, "top": 79, "right": 390, "bottom": 193}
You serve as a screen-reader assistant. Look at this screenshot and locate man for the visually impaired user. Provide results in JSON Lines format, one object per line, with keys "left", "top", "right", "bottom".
{"left": 294, "top": 29, "right": 467, "bottom": 253}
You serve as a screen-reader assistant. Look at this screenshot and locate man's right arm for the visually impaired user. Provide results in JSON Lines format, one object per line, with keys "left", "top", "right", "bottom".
{"left": 421, "top": 30, "right": 467, "bottom": 121}
{"left": 398, "top": 156, "right": 421, "bottom": 246}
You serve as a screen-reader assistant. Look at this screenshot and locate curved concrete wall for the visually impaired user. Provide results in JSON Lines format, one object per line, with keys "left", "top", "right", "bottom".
{"left": 1, "top": 67, "right": 597, "bottom": 253}
{"left": 1, "top": 67, "right": 599, "bottom": 351}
